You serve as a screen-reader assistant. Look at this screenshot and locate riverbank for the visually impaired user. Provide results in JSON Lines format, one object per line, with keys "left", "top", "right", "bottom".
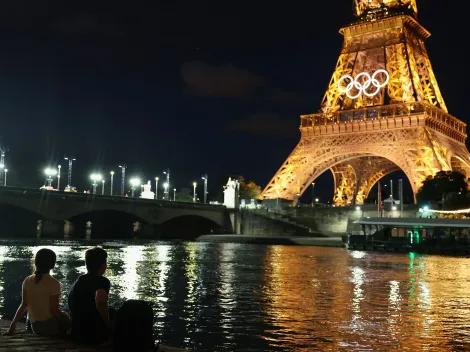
{"left": 0, "top": 319, "right": 186, "bottom": 351}
{"left": 195, "top": 234, "right": 345, "bottom": 247}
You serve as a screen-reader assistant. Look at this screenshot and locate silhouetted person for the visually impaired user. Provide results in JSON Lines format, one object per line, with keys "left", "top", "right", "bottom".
{"left": 68, "top": 247, "right": 112, "bottom": 344}
{"left": 4, "top": 249, "right": 71, "bottom": 336}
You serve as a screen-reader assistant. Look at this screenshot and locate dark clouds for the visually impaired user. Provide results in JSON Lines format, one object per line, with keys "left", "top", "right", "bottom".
{"left": 180, "top": 61, "right": 264, "bottom": 98}
{"left": 180, "top": 60, "right": 308, "bottom": 104}
{"left": 227, "top": 112, "right": 299, "bottom": 138}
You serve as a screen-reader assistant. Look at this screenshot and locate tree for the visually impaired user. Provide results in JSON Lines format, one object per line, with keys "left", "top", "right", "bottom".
{"left": 175, "top": 188, "right": 194, "bottom": 202}
{"left": 416, "top": 170, "right": 469, "bottom": 204}
{"left": 238, "top": 176, "right": 262, "bottom": 199}
{"left": 443, "top": 192, "right": 470, "bottom": 210}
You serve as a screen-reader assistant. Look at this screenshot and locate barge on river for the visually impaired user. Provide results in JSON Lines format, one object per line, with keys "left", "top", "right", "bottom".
{"left": 347, "top": 217, "right": 470, "bottom": 255}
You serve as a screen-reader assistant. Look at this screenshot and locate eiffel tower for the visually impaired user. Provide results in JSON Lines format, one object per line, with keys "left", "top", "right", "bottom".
{"left": 260, "top": 0, "right": 470, "bottom": 206}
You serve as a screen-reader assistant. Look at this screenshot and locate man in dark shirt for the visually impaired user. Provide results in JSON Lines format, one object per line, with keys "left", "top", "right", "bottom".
{"left": 68, "top": 247, "right": 111, "bottom": 344}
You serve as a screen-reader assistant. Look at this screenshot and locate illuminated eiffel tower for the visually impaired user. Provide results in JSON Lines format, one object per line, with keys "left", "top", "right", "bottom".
{"left": 260, "top": 0, "right": 470, "bottom": 205}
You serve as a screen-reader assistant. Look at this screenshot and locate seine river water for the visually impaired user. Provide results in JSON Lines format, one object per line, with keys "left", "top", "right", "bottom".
{"left": 0, "top": 239, "right": 470, "bottom": 351}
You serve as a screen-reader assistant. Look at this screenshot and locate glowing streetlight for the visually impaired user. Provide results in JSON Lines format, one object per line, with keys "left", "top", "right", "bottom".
{"left": 90, "top": 173, "right": 102, "bottom": 194}
{"left": 4, "top": 169, "right": 7, "bottom": 186}
{"left": 173, "top": 188, "right": 176, "bottom": 202}
{"left": 155, "top": 177, "right": 159, "bottom": 200}
{"left": 57, "top": 165, "right": 61, "bottom": 191}
{"left": 110, "top": 171, "right": 115, "bottom": 196}
{"left": 163, "top": 182, "right": 169, "bottom": 200}
{"left": 130, "top": 178, "right": 141, "bottom": 198}
{"left": 101, "top": 179, "right": 105, "bottom": 195}
{"left": 44, "top": 168, "right": 58, "bottom": 187}
{"left": 201, "top": 174, "right": 208, "bottom": 203}
{"left": 193, "top": 182, "right": 197, "bottom": 202}
{"left": 163, "top": 169, "right": 170, "bottom": 200}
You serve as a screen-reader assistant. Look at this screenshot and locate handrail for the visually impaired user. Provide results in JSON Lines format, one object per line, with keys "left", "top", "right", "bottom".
{"left": 300, "top": 102, "right": 466, "bottom": 136}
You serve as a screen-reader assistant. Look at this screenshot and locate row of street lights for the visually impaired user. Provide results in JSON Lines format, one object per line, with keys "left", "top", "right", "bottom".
{"left": 43, "top": 165, "right": 208, "bottom": 202}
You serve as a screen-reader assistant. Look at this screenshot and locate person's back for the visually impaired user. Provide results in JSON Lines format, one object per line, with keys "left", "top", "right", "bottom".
{"left": 23, "top": 274, "right": 60, "bottom": 322}
{"left": 5, "top": 248, "right": 70, "bottom": 336}
{"left": 68, "top": 247, "right": 111, "bottom": 344}
{"left": 113, "top": 300, "right": 157, "bottom": 352}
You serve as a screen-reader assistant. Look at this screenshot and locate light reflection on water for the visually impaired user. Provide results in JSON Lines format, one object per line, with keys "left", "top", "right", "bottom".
{"left": 0, "top": 239, "right": 470, "bottom": 351}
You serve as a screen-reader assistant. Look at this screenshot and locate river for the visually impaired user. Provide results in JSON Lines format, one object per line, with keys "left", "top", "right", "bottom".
{"left": 0, "top": 239, "right": 469, "bottom": 351}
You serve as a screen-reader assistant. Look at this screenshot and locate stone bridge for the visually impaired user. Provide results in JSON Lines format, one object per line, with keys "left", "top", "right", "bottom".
{"left": 0, "top": 186, "right": 234, "bottom": 238}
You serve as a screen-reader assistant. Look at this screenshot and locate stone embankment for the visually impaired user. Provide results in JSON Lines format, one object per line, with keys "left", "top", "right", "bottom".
{"left": 196, "top": 234, "right": 345, "bottom": 247}
{"left": 0, "top": 319, "right": 186, "bottom": 352}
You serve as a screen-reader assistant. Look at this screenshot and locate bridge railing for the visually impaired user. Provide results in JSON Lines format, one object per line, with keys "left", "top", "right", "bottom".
{"left": 299, "top": 101, "right": 466, "bottom": 138}
{"left": 0, "top": 186, "right": 225, "bottom": 210}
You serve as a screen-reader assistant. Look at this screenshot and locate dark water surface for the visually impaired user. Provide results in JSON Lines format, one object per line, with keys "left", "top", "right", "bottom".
{"left": 0, "top": 239, "right": 470, "bottom": 351}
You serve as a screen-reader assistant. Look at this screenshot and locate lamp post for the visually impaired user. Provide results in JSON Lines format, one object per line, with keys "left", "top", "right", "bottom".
{"left": 44, "top": 168, "right": 57, "bottom": 188}
{"left": 155, "top": 177, "right": 159, "bottom": 200}
{"left": 311, "top": 182, "right": 315, "bottom": 207}
{"left": 163, "top": 169, "right": 170, "bottom": 200}
{"left": 163, "top": 182, "right": 169, "bottom": 200}
{"left": 110, "top": 171, "right": 114, "bottom": 196}
{"left": 90, "top": 173, "right": 102, "bottom": 194}
{"left": 193, "top": 182, "right": 197, "bottom": 202}
{"left": 64, "top": 156, "right": 76, "bottom": 187}
{"left": 201, "top": 174, "right": 208, "bottom": 203}
{"left": 57, "top": 165, "right": 61, "bottom": 191}
{"left": 119, "top": 164, "right": 127, "bottom": 196}
{"left": 0, "top": 164, "right": 4, "bottom": 186}
{"left": 130, "top": 178, "right": 141, "bottom": 198}
{"left": 101, "top": 180, "right": 105, "bottom": 195}
{"left": 173, "top": 188, "right": 176, "bottom": 202}
{"left": 4, "top": 169, "right": 7, "bottom": 186}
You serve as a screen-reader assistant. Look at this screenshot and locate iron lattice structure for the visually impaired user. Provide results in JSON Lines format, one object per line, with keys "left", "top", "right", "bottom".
{"left": 260, "top": 2, "right": 470, "bottom": 205}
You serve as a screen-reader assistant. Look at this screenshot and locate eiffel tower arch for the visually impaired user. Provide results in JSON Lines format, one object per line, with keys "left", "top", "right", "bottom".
{"left": 260, "top": 0, "right": 470, "bottom": 205}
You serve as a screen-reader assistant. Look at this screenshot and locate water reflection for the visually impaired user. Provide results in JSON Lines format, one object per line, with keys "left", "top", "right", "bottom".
{"left": 1, "top": 241, "right": 470, "bottom": 351}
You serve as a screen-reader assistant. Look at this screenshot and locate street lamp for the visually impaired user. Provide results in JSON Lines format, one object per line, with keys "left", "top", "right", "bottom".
{"left": 90, "top": 173, "right": 102, "bottom": 194}
{"left": 163, "top": 169, "right": 170, "bottom": 200}
{"left": 193, "top": 182, "right": 197, "bottom": 202}
{"left": 0, "top": 164, "right": 4, "bottom": 186}
{"left": 44, "top": 168, "right": 58, "bottom": 187}
{"left": 57, "top": 165, "right": 61, "bottom": 191}
{"left": 311, "top": 182, "right": 315, "bottom": 206}
{"left": 130, "top": 178, "right": 141, "bottom": 198}
{"left": 4, "top": 169, "right": 8, "bottom": 186}
{"left": 173, "top": 188, "right": 176, "bottom": 202}
{"left": 101, "top": 180, "right": 105, "bottom": 195}
{"left": 201, "top": 174, "right": 208, "bottom": 203}
{"left": 163, "top": 182, "right": 169, "bottom": 200}
{"left": 155, "top": 177, "right": 159, "bottom": 200}
{"left": 64, "top": 156, "right": 76, "bottom": 187}
{"left": 110, "top": 171, "right": 115, "bottom": 196}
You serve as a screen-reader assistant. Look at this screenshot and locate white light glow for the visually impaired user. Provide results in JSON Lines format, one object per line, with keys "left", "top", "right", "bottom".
{"left": 90, "top": 173, "right": 102, "bottom": 182}
{"left": 130, "top": 178, "right": 141, "bottom": 187}
{"left": 338, "top": 69, "right": 389, "bottom": 99}
{"left": 44, "top": 168, "right": 58, "bottom": 176}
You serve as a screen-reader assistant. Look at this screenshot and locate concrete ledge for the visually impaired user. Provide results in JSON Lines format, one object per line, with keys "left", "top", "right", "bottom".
{"left": 0, "top": 319, "right": 186, "bottom": 351}
{"left": 196, "top": 234, "right": 345, "bottom": 247}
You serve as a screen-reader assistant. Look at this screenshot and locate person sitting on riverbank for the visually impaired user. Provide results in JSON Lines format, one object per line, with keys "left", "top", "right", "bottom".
{"left": 113, "top": 299, "right": 159, "bottom": 351}
{"left": 68, "top": 247, "right": 113, "bottom": 344}
{"left": 4, "top": 248, "right": 71, "bottom": 336}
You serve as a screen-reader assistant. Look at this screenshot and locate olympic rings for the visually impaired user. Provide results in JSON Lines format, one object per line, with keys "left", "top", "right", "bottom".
{"left": 337, "top": 69, "right": 390, "bottom": 99}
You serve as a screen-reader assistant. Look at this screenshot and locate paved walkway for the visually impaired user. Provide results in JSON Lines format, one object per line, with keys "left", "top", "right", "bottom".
{"left": 0, "top": 319, "right": 186, "bottom": 352}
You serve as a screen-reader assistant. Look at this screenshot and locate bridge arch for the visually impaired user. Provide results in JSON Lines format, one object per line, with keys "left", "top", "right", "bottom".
{"left": 0, "top": 203, "right": 46, "bottom": 238}
{"left": 160, "top": 215, "right": 223, "bottom": 240}
{"left": 68, "top": 210, "right": 147, "bottom": 239}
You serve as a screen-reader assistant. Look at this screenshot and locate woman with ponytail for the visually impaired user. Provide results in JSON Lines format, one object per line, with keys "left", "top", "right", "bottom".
{"left": 4, "top": 248, "right": 71, "bottom": 335}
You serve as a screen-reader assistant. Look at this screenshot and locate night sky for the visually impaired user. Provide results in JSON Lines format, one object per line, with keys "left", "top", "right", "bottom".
{"left": 0, "top": 1, "right": 465, "bottom": 201}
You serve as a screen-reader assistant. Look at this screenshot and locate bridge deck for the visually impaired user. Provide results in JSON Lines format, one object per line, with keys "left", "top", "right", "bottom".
{"left": 0, "top": 320, "right": 186, "bottom": 351}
